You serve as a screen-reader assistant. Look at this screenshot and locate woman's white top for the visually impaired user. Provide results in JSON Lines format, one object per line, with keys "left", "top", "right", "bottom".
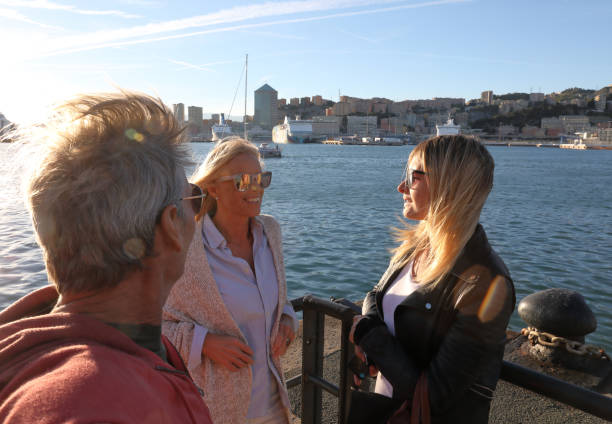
{"left": 192, "top": 214, "right": 297, "bottom": 418}
{"left": 375, "top": 261, "right": 420, "bottom": 398}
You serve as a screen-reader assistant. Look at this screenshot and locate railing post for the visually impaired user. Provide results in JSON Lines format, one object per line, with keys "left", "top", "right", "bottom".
{"left": 338, "top": 317, "right": 353, "bottom": 424}
{"left": 302, "top": 300, "right": 324, "bottom": 424}
{"left": 329, "top": 297, "right": 361, "bottom": 424}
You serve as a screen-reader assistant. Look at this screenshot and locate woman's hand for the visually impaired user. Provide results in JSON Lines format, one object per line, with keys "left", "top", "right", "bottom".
{"left": 352, "top": 344, "right": 379, "bottom": 387}
{"left": 202, "top": 333, "right": 254, "bottom": 372}
{"left": 271, "top": 316, "right": 295, "bottom": 358}
{"left": 350, "top": 315, "right": 378, "bottom": 386}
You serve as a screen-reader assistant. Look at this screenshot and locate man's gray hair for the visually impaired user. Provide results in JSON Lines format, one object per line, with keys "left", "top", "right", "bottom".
{"left": 24, "top": 91, "right": 192, "bottom": 294}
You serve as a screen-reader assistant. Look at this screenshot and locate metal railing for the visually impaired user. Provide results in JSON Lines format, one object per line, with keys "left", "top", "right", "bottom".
{"left": 288, "top": 295, "right": 612, "bottom": 423}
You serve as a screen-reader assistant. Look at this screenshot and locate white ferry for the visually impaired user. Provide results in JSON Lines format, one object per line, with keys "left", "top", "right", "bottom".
{"left": 436, "top": 117, "right": 461, "bottom": 136}
{"left": 272, "top": 116, "right": 316, "bottom": 144}
{"left": 211, "top": 113, "right": 232, "bottom": 141}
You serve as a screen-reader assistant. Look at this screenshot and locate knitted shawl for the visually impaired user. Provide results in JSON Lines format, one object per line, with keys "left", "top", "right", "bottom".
{"left": 162, "top": 214, "right": 289, "bottom": 424}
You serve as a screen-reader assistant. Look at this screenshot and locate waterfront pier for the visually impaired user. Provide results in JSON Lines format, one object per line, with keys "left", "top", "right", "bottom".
{"left": 281, "top": 296, "right": 612, "bottom": 424}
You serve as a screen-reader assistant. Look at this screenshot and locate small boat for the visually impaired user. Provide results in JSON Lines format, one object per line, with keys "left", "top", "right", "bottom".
{"left": 258, "top": 143, "right": 281, "bottom": 158}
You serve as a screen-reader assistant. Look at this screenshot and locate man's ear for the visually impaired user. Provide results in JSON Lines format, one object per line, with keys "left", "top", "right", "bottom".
{"left": 158, "top": 204, "right": 182, "bottom": 252}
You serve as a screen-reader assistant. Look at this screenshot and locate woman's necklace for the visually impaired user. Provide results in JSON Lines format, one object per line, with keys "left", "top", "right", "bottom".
{"left": 412, "top": 250, "right": 428, "bottom": 281}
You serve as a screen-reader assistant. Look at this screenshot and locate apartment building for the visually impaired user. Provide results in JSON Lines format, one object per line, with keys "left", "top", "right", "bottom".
{"left": 560, "top": 115, "right": 590, "bottom": 133}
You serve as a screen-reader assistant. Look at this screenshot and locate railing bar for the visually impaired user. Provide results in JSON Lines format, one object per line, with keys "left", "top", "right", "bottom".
{"left": 286, "top": 374, "right": 301, "bottom": 389}
{"left": 302, "top": 296, "right": 355, "bottom": 321}
{"left": 306, "top": 374, "right": 340, "bottom": 397}
{"left": 500, "top": 361, "right": 612, "bottom": 421}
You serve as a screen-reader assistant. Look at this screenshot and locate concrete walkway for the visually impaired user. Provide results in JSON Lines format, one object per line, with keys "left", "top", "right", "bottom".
{"left": 280, "top": 316, "right": 610, "bottom": 423}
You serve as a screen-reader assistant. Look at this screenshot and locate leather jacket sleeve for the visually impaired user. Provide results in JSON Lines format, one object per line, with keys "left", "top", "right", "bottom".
{"left": 355, "top": 271, "right": 394, "bottom": 343}
{"left": 355, "top": 275, "right": 514, "bottom": 414}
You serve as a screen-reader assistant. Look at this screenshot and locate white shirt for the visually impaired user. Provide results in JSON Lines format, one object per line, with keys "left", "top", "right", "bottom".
{"left": 375, "top": 261, "right": 420, "bottom": 398}
{"left": 191, "top": 214, "right": 297, "bottom": 418}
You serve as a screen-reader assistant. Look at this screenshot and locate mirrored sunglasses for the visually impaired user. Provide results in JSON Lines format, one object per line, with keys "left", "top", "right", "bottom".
{"left": 216, "top": 171, "right": 272, "bottom": 192}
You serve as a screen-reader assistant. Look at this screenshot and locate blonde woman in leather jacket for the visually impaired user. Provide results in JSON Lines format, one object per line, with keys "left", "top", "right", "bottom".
{"left": 350, "top": 135, "right": 515, "bottom": 424}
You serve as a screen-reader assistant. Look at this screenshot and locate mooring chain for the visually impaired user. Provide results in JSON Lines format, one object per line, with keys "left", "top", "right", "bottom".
{"left": 520, "top": 327, "right": 610, "bottom": 361}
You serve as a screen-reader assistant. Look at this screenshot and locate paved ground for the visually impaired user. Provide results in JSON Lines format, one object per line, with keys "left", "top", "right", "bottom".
{"left": 280, "top": 317, "right": 611, "bottom": 423}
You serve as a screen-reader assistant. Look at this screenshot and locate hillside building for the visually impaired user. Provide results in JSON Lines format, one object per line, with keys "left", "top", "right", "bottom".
{"left": 312, "top": 116, "right": 340, "bottom": 137}
{"left": 598, "top": 128, "right": 612, "bottom": 144}
{"left": 332, "top": 102, "right": 351, "bottom": 116}
{"left": 347, "top": 115, "right": 377, "bottom": 136}
{"left": 529, "top": 93, "right": 545, "bottom": 103}
{"left": 481, "top": 90, "right": 494, "bottom": 104}
{"left": 560, "top": 115, "right": 590, "bottom": 133}
{"left": 595, "top": 94, "right": 607, "bottom": 112}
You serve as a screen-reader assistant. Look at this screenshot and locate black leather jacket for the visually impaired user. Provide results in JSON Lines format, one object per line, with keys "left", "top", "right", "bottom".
{"left": 353, "top": 224, "right": 515, "bottom": 423}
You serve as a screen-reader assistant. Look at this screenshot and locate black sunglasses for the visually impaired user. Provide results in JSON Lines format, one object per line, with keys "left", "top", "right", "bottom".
{"left": 180, "top": 183, "right": 207, "bottom": 215}
{"left": 403, "top": 168, "right": 426, "bottom": 188}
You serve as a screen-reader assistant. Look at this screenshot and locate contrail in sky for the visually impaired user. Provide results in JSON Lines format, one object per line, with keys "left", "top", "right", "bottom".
{"left": 0, "top": 0, "right": 140, "bottom": 18}
{"left": 0, "top": 6, "right": 61, "bottom": 28}
{"left": 25, "top": 0, "right": 470, "bottom": 59}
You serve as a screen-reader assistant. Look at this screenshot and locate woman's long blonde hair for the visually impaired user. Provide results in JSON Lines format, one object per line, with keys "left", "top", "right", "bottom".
{"left": 191, "top": 136, "right": 261, "bottom": 221}
{"left": 391, "top": 135, "right": 494, "bottom": 286}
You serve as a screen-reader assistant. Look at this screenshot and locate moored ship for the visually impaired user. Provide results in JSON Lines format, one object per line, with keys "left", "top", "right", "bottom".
{"left": 211, "top": 113, "right": 232, "bottom": 141}
{"left": 272, "top": 116, "right": 317, "bottom": 144}
{"left": 436, "top": 117, "right": 460, "bottom": 136}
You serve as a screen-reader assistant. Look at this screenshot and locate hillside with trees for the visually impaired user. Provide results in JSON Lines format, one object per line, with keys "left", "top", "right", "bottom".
{"left": 494, "top": 92, "right": 529, "bottom": 101}
{"left": 550, "top": 87, "right": 595, "bottom": 103}
{"left": 471, "top": 103, "right": 581, "bottom": 133}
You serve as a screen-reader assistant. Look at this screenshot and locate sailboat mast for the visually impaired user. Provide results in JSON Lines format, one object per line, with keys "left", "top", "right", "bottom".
{"left": 244, "top": 54, "right": 248, "bottom": 140}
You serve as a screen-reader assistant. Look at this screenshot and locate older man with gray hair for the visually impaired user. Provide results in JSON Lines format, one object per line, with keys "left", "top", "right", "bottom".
{"left": 0, "top": 91, "right": 213, "bottom": 423}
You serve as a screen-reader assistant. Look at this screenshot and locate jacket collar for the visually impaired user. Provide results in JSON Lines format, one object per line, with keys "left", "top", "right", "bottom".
{"left": 446, "top": 224, "right": 492, "bottom": 285}
{"left": 377, "top": 224, "right": 489, "bottom": 300}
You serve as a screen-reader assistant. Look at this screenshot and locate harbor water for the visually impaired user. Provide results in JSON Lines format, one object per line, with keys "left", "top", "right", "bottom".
{"left": 1, "top": 143, "right": 611, "bottom": 352}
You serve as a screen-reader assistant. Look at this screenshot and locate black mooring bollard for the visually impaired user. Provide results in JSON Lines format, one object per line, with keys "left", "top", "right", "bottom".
{"left": 518, "top": 288, "right": 597, "bottom": 342}
{"left": 516, "top": 288, "right": 610, "bottom": 380}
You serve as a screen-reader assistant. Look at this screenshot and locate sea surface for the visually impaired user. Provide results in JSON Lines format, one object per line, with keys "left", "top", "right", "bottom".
{"left": 1, "top": 143, "right": 611, "bottom": 352}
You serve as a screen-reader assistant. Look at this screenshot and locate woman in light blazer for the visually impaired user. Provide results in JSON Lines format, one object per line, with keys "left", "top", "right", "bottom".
{"left": 163, "top": 137, "right": 297, "bottom": 424}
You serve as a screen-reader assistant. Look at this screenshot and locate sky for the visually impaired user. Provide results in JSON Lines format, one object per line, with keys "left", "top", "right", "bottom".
{"left": 1, "top": 0, "right": 611, "bottom": 124}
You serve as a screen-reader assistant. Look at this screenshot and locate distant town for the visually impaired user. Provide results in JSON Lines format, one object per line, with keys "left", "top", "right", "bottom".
{"left": 2, "top": 85, "right": 612, "bottom": 147}
{"left": 170, "top": 84, "right": 612, "bottom": 147}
